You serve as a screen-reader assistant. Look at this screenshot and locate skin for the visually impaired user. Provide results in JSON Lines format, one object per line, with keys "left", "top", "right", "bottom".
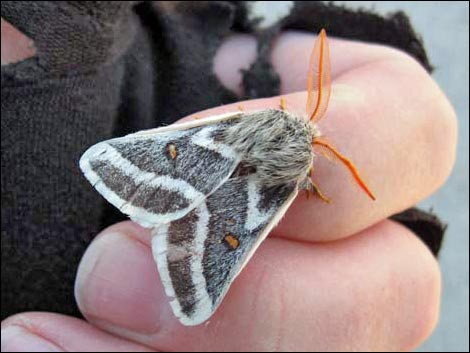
{"left": 1, "top": 25, "right": 457, "bottom": 351}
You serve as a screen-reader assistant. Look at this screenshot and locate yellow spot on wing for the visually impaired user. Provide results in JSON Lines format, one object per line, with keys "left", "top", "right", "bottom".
{"left": 224, "top": 234, "right": 239, "bottom": 249}
{"left": 168, "top": 143, "right": 177, "bottom": 160}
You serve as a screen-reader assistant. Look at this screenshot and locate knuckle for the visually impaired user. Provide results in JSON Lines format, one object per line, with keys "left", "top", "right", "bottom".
{"left": 1, "top": 312, "right": 35, "bottom": 330}
{"left": 386, "top": 48, "right": 458, "bottom": 191}
{"left": 418, "top": 79, "right": 458, "bottom": 191}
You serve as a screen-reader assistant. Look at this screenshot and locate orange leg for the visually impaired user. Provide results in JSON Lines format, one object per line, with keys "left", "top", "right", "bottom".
{"left": 313, "top": 138, "right": 376, "bottom": 200}
{"left": 307, "top": 168, "right": 331, "bottom": 203}
{"left": 280, "top": 97, "right": 287, "bottom": 110}
{"left": 310, "top": 180, "right": 331, "bottom": 203}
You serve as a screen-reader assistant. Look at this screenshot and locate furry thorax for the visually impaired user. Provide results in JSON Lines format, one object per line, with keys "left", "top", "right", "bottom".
{"left": 223, "top": 109, "right": 319, "bottom": 188}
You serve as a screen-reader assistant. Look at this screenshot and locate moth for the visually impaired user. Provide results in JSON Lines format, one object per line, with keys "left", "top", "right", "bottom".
{"left": 79, "top": 29, "right": 375, "bottom": 326}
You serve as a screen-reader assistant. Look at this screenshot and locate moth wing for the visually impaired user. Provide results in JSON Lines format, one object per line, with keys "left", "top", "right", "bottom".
{"left": 79, "top": 113, "right": 242, "bottom": 228}
{"left": 151, "top": 176, "right": 298, "bottom": 325}
{"left": 306, "top": 29, "right": 331, "bottom": 123}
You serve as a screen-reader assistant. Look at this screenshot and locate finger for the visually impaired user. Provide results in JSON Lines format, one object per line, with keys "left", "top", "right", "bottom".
{"left": 75, "top": 220, "right": 440, "bottom": 351}
{"left": 1, "top": 312, "right": 153, "bottom": 352}
{"left": 213, "top": 30, "right": 417, "bottom": 96}
{"left": 212, "top": 31, "right": 457, "bottom": 241}
{"left": 1, "top": 18, "right": 35, "bottom": 66}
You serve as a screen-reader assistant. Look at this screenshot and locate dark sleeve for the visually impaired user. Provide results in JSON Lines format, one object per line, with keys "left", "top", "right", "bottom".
{"left": 0, "top": 1, "right": 445, "bottom": 320}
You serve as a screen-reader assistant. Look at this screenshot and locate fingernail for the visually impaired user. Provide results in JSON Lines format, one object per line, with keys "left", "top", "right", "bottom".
{"left": 75, "top": 231, "right": 169, "bottom": 334}
{"left": 1, "top": 325, "right": 63, "bottom": 352}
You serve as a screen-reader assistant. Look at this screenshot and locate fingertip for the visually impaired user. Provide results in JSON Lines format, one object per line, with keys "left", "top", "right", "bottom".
{"left": 74, "top": 221, "right": 164, "bottom": 334}
{"left": 213, "top": 33, "right": 258, "bottom": 96}
{"left": 75, "top": 221, "right": 151, "bottom": 301}
{"left": 1, "top": 18, "right": 36, "bottom": 66}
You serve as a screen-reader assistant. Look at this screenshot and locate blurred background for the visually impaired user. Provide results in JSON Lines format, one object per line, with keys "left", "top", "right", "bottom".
{"left": 263, "top": 1, "right": 469, "bottom": 351}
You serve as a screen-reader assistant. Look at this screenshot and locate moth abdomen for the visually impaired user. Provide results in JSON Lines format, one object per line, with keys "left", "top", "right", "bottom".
{"left": 223, "top": 109, "right": 315, "bottom": 187}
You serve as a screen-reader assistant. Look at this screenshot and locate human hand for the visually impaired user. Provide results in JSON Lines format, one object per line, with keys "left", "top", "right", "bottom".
{"left": 1, "top": 31, "right": 456, "bottom": 351}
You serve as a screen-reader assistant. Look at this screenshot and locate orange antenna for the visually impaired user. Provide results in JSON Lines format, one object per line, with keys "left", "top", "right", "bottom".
{"left": 307, "top": 29, "right": 331, "bottom": 123}
{"left": 313, "top": 138, "right": 376, "bottom": 200}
